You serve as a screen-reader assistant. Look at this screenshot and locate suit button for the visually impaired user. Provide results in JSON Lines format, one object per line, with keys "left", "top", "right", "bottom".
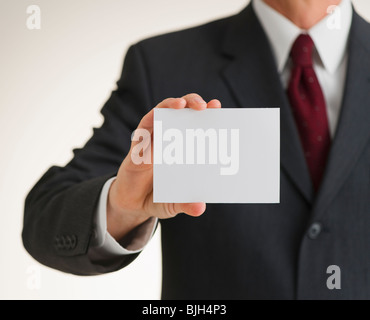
{"left": 54, "top": 236, "right": 60, "bottom": 249}
{"left": 64, "top": 235, "right": 77, "bottom": 250}
{"left": 308, "top": 222, "right": 322, "bottom": 240}
{"left": 54, "top": 235, "right": 65, "bottom": 250}
{"left": 70, "top": 235, "right": 77, "bottom": 249}
{"left": 54, "top": 234, "right": 78, "bottom": 251}
{"left": 65, "top": 236, "right": 72, "bottom": 249}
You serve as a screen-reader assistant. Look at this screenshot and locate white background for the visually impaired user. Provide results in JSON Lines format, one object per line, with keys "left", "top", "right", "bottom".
{"left": 0, "top": 0, "right": 369, "bottom": 300}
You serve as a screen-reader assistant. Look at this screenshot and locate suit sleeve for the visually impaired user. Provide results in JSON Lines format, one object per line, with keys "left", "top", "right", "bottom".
{"left": 22, "top": 44, "right": 154, "bottom": 275}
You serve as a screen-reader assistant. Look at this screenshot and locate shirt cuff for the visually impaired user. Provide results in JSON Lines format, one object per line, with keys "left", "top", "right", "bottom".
{"left": 89, "top": 177, "right": 157, "bottom": 258}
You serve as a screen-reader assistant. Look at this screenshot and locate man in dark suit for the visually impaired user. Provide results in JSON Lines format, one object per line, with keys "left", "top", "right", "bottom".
{"left": 22, "top": 0, "right": 370, "bottom": 299}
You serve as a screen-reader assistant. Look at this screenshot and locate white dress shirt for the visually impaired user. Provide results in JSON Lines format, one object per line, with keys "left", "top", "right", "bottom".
{"left": 253, "top": 0, "right": 352, "bottom": 137}
{"left": 88, "top": 0, "right": 353, "bottom": 262}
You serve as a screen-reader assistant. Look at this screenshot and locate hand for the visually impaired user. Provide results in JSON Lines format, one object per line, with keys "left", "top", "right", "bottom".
{"left": 106, "top": 93, "right": 221, "bottom": 241}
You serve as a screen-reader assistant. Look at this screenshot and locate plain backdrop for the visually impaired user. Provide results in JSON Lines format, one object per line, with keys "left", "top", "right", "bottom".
{"left": 0, "top": 0, "right": 369, "bottom": 300}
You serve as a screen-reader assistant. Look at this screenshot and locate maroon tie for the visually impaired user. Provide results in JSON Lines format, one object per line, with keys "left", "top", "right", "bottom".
{"left": 287, "top": 34, "right": 331, "bottom": 191}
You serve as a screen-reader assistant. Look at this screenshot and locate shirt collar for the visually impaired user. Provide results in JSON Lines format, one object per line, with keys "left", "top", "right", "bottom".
{"left": 252, "top": 0, "right": 353, "bottom": 74}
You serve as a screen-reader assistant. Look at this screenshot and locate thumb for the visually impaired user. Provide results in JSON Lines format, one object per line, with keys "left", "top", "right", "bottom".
{"left": 171, "top": 202, "right": 206, "bottom": 218}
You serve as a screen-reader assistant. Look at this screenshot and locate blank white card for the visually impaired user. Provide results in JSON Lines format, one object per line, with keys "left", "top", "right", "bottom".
{"left": 153, "top": 108, "right": 280, "bottom": 203}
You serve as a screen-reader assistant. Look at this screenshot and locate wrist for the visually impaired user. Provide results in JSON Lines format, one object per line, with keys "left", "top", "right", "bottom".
{"left": 106, "top": 179, "right": 150, "bottom": 241}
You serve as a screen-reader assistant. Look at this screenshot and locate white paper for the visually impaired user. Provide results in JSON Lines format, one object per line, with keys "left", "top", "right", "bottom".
{"left": 153, "top": 108, "right": 280, "bottom": 203}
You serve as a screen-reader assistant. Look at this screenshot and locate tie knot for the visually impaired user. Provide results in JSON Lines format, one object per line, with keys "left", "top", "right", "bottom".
{"left": 290, "top": 34, "right": 314, "bottom": 67}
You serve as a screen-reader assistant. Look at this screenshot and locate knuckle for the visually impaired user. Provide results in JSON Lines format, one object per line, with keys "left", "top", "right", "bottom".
{"left": 184, "top": 93, "right": 200, "bottom": 100}
{"left": 165, "top": 203, "right": 178, "bottom": 218}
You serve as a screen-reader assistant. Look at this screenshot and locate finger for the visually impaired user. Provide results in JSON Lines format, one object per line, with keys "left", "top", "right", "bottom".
{"left": 137, "top": 98, "right": 186, "bottom": 133}
{"left": 207, "top": 99, "right": 222, "bottom": 108}
{"left": 156, "top": 97, "right": 187, "bottom": 109}
{"left": 181, "top": 93, "right": 207, "bottom": 110}
{"left": 152, "top": 202, "right": 206, "bottom": 218}
{"left": 172, "top": 202, "right": 206, "bottom": 217}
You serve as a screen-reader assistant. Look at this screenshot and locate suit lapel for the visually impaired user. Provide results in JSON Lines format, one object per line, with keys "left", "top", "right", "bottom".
{"left": 311, "top": 11, "right": 370, "bottom": 219}
{"left": 221, "top": 6, "right": 314, "bottom": 204}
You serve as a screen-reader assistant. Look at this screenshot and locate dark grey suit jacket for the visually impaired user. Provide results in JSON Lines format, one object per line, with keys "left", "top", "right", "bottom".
{"left": 22, "top": 5, "right": 370, "bottom": 299}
